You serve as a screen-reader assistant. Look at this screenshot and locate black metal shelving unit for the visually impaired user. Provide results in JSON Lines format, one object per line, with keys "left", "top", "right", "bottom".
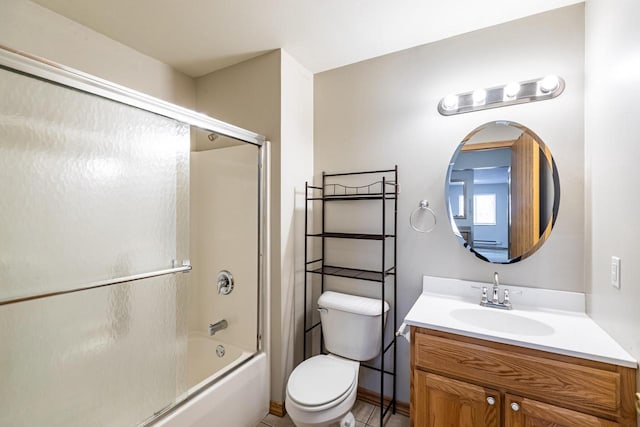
{"left": 302, "top": 166, "right": 398, "bottom": 426}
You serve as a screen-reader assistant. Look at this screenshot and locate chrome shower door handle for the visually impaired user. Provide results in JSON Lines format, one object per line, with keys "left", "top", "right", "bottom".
{"left": 217, "top": 270, "right": 234, "bottom": 295}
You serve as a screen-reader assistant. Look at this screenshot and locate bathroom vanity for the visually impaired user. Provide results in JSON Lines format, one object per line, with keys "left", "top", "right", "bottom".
{"left": 404, "top": 276, "right": 638, "bottom": 427}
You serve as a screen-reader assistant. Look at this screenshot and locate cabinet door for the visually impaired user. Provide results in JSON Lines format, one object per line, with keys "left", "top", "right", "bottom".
{"left": 413, "top": 370, "right": 500, "bottom": 427}
{"left": 504, "top": 394, "right": 619, "bottom": 427}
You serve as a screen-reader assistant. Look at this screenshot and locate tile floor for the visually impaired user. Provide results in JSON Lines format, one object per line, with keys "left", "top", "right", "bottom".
{"left": 258, "top": 400, "right": 409, "bottom": 427}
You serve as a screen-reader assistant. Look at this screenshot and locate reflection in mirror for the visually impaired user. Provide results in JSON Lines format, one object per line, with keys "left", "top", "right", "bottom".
{"left": 449, "top": 181, "right": 466, "bottom": 219}
{"left": 446, "top": 121, "right": 559, "bottom": 264}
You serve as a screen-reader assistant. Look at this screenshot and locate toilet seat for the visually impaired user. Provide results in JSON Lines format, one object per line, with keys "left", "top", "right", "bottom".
{"left": 287, "top": 355, "right": 357, "bottom": 409}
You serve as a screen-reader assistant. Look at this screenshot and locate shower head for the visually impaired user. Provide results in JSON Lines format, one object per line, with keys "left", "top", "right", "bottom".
{"left": 207, "top": 132, "right": 219, "bottom": 142}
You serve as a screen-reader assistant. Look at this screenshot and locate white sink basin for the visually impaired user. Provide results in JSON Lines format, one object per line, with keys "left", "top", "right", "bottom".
{"left": 450, "top": 307, "right": 555, "bottom": 336}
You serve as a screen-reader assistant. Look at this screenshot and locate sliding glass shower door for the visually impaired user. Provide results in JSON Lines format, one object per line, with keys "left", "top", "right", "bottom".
{"left": 1, "top": 45, "right": 266, "bottom": 426}
{"left": 0, "top": 64, "right": 190, "bottom": 426}
{"left": 0, "top": 65, "right": 191, "bottom": 425}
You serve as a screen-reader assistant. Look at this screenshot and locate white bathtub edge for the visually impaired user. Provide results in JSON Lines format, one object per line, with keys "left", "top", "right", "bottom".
{"left": 153, "top": 352, "right": 269, "bottom": 427}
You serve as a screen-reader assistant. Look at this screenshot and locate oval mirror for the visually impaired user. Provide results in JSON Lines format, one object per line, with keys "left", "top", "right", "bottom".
{"left": 445, "top": 121, "right": 560, "bottom": 263}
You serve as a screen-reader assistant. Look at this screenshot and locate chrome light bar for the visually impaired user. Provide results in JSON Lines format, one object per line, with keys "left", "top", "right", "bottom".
{"left": 438, "top": 75, "right": 565, "bottom": 116}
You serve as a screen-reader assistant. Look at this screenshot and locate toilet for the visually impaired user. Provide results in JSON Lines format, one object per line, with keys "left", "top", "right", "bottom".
{"left": 285, "top": 291, "right": 389, "bottom": 427}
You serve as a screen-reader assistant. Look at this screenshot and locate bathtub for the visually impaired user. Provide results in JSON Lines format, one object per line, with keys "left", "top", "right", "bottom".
{"left": 152, "top": 334, "right": 269, "bottom": 427}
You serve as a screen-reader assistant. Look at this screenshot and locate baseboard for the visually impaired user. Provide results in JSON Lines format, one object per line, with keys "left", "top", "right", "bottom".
{"left": 270, "top": 390, "right": 408, "bottom": 418}
{"left": 269, "top": 400, "right": 286, "bottom": 417}
{"left": 356, "top": 387, "right": 410, "bottom": 417}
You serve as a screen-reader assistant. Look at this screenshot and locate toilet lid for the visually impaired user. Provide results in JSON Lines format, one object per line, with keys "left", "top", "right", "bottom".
{"left": 287, "top": 355, "right": 357, "bottom": 407}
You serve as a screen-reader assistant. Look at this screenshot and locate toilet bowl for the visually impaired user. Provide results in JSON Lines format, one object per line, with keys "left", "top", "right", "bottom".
{"left": 285, "top": 354, "right": 359, "bottom": 427}
{"left": 285, "top": 291, "right": 389, "bottom": 427}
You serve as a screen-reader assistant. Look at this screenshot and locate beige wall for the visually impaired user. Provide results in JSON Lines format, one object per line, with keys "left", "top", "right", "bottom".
{"left": 280, "top": 51, "right": 314, "bottom": 401}
{"left": 314, "top": 5, "right": 585, "bottom": 402}
{"left": 189, "top": 145, "right": 260, "bottom": 351}
{"left": 195, "top": 50, "right": 314, "bottom": 404}
{"left": 0, "top": 0, "right": 195, "bottom": 108}
{"left": 585, "top": 0, "right": 640, "bottom": 408}
{"left": 195, "top": 50, "right": 282, "bottom": 401}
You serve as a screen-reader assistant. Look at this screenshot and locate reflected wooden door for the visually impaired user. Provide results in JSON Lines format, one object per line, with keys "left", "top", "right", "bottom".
{"left": 510, "top": 132, "right": 539, "bottom": 259}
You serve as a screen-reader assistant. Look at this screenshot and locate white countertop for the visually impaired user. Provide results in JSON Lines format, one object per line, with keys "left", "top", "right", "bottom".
{"left": 403, "top": 276, "right": 637, "bottom": 368}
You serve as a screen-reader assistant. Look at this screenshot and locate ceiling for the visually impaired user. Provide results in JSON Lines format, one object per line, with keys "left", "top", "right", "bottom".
{"left": 33, "top": 0, "right": 583, "bottom": 77}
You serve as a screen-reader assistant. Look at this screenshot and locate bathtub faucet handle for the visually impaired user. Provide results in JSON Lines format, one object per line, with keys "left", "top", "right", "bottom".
{"left": 217, "top": 270, "right": 234, "bottom": 295}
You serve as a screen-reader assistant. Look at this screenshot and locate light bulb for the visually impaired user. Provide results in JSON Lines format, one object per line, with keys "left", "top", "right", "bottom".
{"left": 472, "top": 89, "right": 487, "bottom": 104}
{"left": 504, "top": 82, "right": 521, "bottom": 98}
{"left": 540, "top": 75, "right": 560, "bottom": 93}
{"left": 442, "top": 94, "right": 458, "bottom": 110}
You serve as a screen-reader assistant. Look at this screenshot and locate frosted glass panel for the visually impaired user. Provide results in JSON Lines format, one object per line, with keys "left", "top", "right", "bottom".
{"left": 0, "top": 67, "right": 190, "bottom": 425}
{"left": 0, "top": 275, "right": 183, "bottom": 426}
{"left": 0, "top": 67, "right": 190, "bottom": 301}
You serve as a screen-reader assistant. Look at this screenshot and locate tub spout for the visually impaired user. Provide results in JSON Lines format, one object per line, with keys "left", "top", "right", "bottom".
{"left": 209, "top": 319, "right": 228, "bottom": 336}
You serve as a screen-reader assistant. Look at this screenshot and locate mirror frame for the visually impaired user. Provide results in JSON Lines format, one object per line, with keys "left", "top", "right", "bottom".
{"left": 445, "top": 120, "right": 560, "bottom": 264}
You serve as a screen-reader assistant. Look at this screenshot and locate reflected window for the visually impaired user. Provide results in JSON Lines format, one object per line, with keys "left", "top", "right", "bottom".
{"left": 473, "top": 194, "right": 496, "bottom": 225}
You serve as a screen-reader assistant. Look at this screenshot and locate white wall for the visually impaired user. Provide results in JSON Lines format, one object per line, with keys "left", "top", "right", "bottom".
{"left": 314, "top": 4, "right": 585, "bottom": 403}
{"left": 584, "top": 0, "right": 640, "bottom": 406}
{"left": 0, "top": 0, "right": 195, "bottom": 108}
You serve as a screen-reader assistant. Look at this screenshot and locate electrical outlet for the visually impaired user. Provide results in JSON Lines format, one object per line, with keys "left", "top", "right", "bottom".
{"left": 610, "top": 256, "right": 621, "bottom": 289}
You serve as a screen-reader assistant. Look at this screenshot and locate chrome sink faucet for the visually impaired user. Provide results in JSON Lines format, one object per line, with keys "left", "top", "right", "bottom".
{"left": 492, "top": 272, "right": 500, "bottom": 303}
{"left": 480, "top": 272, "right": 513, "bottom": 310}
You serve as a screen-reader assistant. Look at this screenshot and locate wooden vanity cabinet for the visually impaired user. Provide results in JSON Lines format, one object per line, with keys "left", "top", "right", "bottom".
{"left": 504, "top": 394, "right": 619, "bottom": 427}
{"left": 410, "top": 327, "right": 638, "bottom": 427}
{"left": 414, "top": 370, "right": 500, "bottom": 426}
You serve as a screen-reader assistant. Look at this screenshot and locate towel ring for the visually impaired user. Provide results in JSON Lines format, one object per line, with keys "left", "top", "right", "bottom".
{"left": 410, "top": 200, "right": 437, "bottom": 233}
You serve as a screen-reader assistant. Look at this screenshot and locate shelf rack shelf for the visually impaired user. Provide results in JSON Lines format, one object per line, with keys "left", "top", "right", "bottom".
{"left": 307, "top": 265, "right": 395, "bottom": 283}
{"left": 307, "top": 194, "right": 397, "bottom": 201}
{"left": 306, "top": 232, "right": 396, "bottom": 240}
{"left": 302, "top": 166, "right": 398, "bottom": 426}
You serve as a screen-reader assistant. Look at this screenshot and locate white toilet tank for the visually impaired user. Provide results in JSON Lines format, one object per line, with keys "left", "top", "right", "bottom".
{"left": 317, "top": 291, "right": 390, "bottom": 361}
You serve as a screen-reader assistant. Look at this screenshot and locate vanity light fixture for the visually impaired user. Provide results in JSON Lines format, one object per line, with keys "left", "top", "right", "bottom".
{"left": 438, "top": 75, "right": 565, "bottom": 116}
